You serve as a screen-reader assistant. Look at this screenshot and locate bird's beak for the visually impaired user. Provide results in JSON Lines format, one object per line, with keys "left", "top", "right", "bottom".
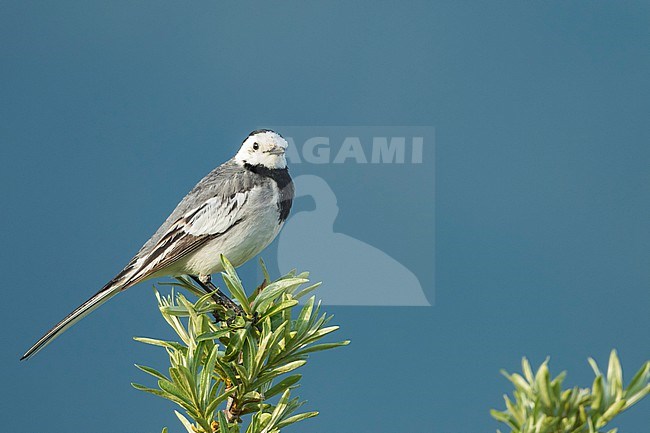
{"left": 265, "top": 146, "right": 285, "bottom": 156}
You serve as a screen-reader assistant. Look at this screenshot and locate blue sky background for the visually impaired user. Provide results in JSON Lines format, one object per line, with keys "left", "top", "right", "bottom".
{"left": 1, "top": 1, "right": 649, "bottom": 432}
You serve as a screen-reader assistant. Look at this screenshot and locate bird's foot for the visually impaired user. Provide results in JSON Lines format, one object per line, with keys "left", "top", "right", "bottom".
{"left": 190, "top": 274, "right": 244, "bottom": 319}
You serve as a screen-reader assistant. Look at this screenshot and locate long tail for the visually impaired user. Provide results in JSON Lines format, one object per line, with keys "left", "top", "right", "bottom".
{"left": 21, "top": 278, "right": 129, "bottom": 361}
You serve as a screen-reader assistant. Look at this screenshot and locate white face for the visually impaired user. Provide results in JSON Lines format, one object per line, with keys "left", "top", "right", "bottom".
{"left": 234, "top": 130, "right": 288, "bottom": 169}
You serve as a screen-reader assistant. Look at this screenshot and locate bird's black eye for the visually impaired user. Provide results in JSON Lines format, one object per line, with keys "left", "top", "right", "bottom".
{"left": 252, "top": 142, "right": 259, "bottom": 150}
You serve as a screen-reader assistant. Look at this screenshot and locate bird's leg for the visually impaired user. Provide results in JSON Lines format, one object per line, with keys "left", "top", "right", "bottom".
{"left": 189, "top": 275, "right": 225, "bottom": 321}
{"left": 190, "top": 274, "right": 243, "bottom": 316}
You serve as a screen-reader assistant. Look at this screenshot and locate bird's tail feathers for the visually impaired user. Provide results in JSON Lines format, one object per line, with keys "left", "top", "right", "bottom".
{"left": 20, "top": 279, "right": 127, "bottom": 361}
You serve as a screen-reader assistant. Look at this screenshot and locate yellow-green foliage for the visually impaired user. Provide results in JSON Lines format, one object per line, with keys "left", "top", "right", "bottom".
{"left": 492, "top": 351, "right": 650, "bottom": 433}
{"left": 133, "top": 256, "right": 349, "bottom": 433}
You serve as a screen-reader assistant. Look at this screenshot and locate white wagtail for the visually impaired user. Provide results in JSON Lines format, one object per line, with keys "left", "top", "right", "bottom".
{"left": 22, "top": 129, "right": 294, "bottom": 360}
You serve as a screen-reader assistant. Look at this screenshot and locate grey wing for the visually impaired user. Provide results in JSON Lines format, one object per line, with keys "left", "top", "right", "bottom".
{"left": 137, "top": 160, "right": 261, "bottom": 258}
{"left": 124, "top": 190, "right": 250, "bottom": 285}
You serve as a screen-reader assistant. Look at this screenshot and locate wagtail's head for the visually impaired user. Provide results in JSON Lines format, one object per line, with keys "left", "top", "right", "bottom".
{"left": 235, "top": 129, "right": 288, "bottom": 169}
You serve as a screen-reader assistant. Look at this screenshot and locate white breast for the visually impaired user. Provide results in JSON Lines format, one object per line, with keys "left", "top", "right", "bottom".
{"left": 178, "top": 185, "right": 283, "bottom": 276}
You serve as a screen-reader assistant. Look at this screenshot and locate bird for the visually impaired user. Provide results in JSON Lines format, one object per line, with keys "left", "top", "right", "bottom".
{"left": 21, "top": 129, "right": 294, "bottom": 360}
